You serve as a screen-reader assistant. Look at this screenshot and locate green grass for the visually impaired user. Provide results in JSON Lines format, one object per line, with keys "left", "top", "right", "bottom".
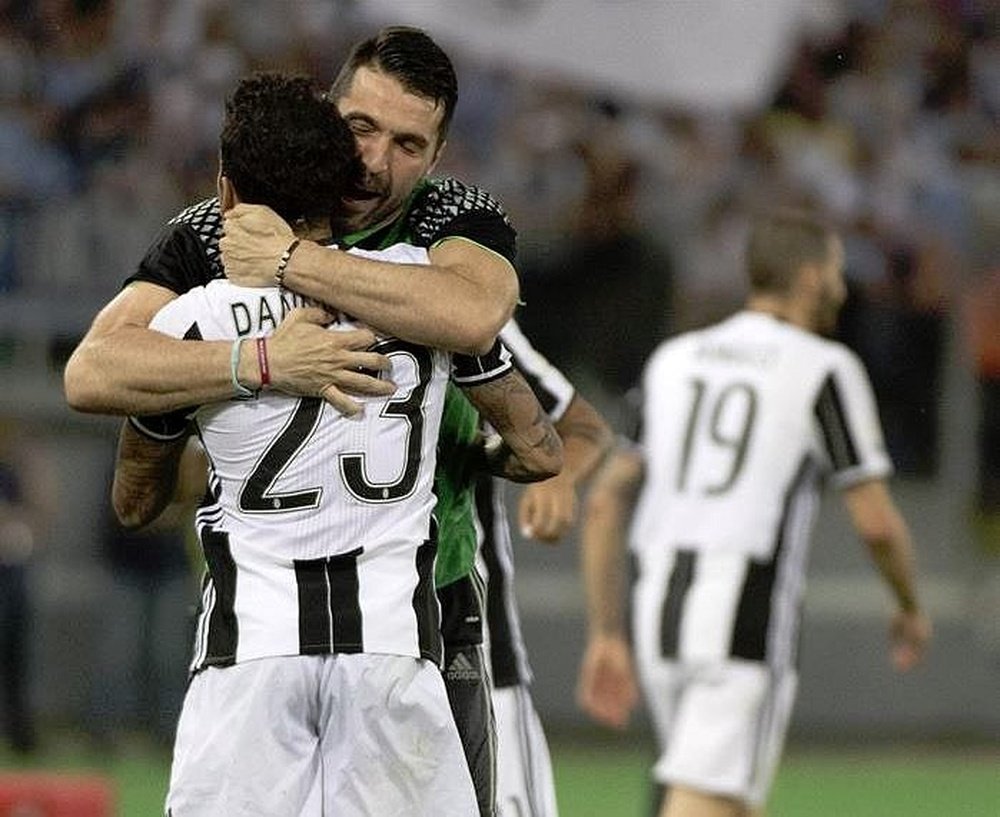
{"left": 552, "top": 739, "right": 1000, "bottom": 817}
{"left": 768, "top": 751, "right": 1000, "bottom": 817}
{"left": 2, "top": 736, "right": 998, "bottom": 816}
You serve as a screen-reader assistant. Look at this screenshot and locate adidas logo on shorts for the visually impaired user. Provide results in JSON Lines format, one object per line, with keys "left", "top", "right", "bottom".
{"left": 445, "top": 652, "right": 481, "bottom": 683}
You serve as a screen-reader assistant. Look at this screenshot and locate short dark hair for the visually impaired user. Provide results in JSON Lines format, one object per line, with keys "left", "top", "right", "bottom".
{"left": 219, "top": 72, "right": 363, "bottom": 223}
{"left": 746, "top": 208, "right": 836, "bottom": 294}
{"left": 330, "top": 26, "right": 458, "bottom": 142}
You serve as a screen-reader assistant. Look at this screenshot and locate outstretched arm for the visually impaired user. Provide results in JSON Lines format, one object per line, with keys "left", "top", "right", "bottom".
{"left": 577, "top": 447, "right": 644, "bottom": 729}
{"left": 841, "top": 479, "right": 932, "bottom": 671}
{"left": 220, "top": 204, "right": 519, "bottom": 355}
{"left": 64, "top": 282, "right": 394, "bottom": 417}
{"left": 461, "top": 370, "right": 563, "bottom": 484}
{"left": 518, "top": 393, "right": 614, "bottom": 542}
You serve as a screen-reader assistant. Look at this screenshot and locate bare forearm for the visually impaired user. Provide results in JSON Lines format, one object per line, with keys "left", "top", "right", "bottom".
{"left": 479, "top": 436, "right": 554, "bottom": 483}
{"left": 285, "top": 241, "right": 517, "bottom": 354}
{"left": 465, "top": 371, "right": 563, "bottom": 482}
{"left": 844, "top": 481, "right": 922, "bottom": 614}
{"left": 582, "top": 452, "right": 644, "bottom": 637}
{"left": 867, "top": 517, "right": 921, "bottom": 613}
{"left": 582, "top": 492, "right": 629, "bottom": 638}
{"left": 112, "top": 422, "right": 188, "bottom": 529}
{"left": 65, "top": 327, "right": 255, "bottom": 416}
{"left": 555, "top": 396, "right": 614, "bottom": 487}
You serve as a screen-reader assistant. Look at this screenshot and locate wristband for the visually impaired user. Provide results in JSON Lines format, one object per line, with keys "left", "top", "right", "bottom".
{"left": 275, "top": 238, "right": 301, "bottom": 287}
{"left": 230, "top": 337, "right": 256, "bottom": 400}
{"left": 255, "top": 337, "right": 270, "bottom": 389}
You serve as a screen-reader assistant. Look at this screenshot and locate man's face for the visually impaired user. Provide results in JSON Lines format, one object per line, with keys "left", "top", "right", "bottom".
{"left": 335, "top": 66, "right": 446, "bottom": 232}
{"left": 814, "top": 236, "right": 847, "bottom": 334}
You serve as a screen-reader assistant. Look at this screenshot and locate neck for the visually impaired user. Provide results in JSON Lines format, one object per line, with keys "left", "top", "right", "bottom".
{"left": 336, "top": 207, "right": 404, "bottom": 244}
{"left": 294, "top": 217, "right": 334, "bottom": 242}
{"left": 745, "top": 294, "right": 814, "bottom": 331}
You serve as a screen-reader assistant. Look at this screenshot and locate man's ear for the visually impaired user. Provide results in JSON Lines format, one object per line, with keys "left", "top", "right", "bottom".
{"left": 796, "top": 262, "right": 822, "bottom": 296}
{"left": 427, "top": 138, "right": 447, "bottom": 176}
{"left": 218, "top": 174, "right": 240, "bottom": 212}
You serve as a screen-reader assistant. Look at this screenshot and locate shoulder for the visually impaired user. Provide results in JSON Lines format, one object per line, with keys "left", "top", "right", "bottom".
{"left": 150, "top": 282, "right": 213, "bottom": 330}
{"left": 645, "top": 329, "right": 699, "bottom": 369}
{"left": 408, "top": 177, "right": 517, "bottom": 262}
{"left": 415, "top": 177, "right": 509, "bottom": 215}
{"left": 817, "top": 336, "right": 872, "bottom": 384}
{"left": 166, "top": 197, "right": 225, "bottom": 276}
{"left": 781, "top": 324, "right": 862, "bottom": 370}
{"left": 769, "top": 326, "right": 875, "bottom": 403}
{"left": 127, "top": 197, "right": 223, "bottom": 294}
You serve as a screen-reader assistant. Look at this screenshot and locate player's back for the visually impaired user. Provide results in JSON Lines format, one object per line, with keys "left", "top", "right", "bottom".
{"left": 193, "top": 289, "right": 444, "bottom": 559}
{"left": 148, "top": 245, "right": 454, "bottom": 667}
{"left": 632, "top": 310, "right": 885, "bottom": 562}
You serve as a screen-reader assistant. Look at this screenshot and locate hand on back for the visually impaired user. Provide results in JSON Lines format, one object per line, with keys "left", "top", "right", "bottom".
{"left": 268, "top": 307, "right": 395, "bottom": 416}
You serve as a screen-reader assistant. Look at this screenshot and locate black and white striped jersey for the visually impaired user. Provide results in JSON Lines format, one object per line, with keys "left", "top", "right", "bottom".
{"left": 478, "top": 318, "right": 576, "bottom": 688}
{"left": 138, "top": 243, "right": 512, "bottom": 672}
{"left": 629, "top": 311, "right": 892, "bottom": 667}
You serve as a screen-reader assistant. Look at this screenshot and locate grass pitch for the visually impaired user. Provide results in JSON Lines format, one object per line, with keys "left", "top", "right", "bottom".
{"left": 1, "top": 735, "right": 997, "bottom": 815}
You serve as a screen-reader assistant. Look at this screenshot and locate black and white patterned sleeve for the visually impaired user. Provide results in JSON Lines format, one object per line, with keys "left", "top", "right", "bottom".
{"left": 813, "top": 346, "right": 894, "bottom": 489}
{"left": 408, "top": 178, "right": 517, "bottom": 266}
{"left": 123, "top": 198, "right": 224, "bottom": 294}
{"left": 451, "top": 339, "right": 514, "bottom": 387}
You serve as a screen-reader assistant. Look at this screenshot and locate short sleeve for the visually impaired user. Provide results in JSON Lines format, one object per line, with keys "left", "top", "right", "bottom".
{"left": 814, "top": 348, "right": 894, "bottom": 489}
{"left": 409, "top": 178, "right": 517, "bottom": 265}
{"left": 123, "top": 198, "right": 223, "bottom": 294}
{"left": 451, "top": 339, "right": 513, "bottom": 387}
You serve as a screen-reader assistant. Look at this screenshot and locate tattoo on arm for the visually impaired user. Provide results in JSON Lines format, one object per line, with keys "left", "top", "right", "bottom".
{"left": 464, "top": 370, "right": 562, "bottom": 482}
{"left": 112, "top": 422, "right": 189, "bottom": 528}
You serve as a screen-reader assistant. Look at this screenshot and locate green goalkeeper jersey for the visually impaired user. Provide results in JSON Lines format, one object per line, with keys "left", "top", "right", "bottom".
{"left": 430, "top": 385, "right": 482, "bottom": 587}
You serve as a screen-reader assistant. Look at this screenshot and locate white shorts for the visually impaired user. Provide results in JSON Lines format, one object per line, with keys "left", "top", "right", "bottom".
{"left": 637, "top": 657, "right": 797, "bottom": 808}
{"left": 492, "top": 685, "right": 558, "bottom": 817}
{"left": 166, "top": 653, "right": 477, "bottom": 816}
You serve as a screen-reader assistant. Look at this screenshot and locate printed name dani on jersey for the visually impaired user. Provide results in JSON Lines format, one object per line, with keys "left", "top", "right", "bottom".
{"left": 230, "top": 290, "right": 321, "bottom": 336}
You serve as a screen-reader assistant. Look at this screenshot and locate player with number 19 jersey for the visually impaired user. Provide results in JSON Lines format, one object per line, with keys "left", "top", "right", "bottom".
{"left": 629, "top": 311, "right": 892, "bottom": 668}
{"left": 134, "top": 242, "right": 512, "bottom": 671}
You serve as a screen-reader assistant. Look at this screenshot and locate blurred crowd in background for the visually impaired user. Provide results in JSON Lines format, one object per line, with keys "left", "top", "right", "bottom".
{"left": 0, "top": 0, "right": 998, "bottom": 754}
{"left": 1, "top": 0, "right": 997, "bottom": 472}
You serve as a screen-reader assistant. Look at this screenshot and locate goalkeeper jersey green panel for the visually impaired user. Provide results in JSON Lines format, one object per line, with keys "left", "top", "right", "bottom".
{"left": 432, "top": 384, "right": 482, "bottom": 587}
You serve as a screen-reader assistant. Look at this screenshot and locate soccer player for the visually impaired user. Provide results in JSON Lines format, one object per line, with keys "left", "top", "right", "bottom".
{"left": 63, "top": 29, "right": 519, "bottom": 417}
{"left": 577, "top": 208, "right": 932, "bottom": 817}
{"left": 113, "top": 70, "right": 561, "bottom": 816}
{"left": 480, "top": 320, "right": 614, "bottom": 817}
{"left": 200, "top": 28, "right": 593, "bottom": 816}
{"left": 63, "top": 25, "right": 560, "bottom": 815}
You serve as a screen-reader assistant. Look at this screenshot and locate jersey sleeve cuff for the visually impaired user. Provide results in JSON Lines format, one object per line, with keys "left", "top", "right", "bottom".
{"left": 128, "top": 410, "right": 193, "bottom": 442}
{"left": 451, "top": 339, "right": 514, "bottom": 386}
{"left": 830, "top": 460, "right": 894, "bottom": 491}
